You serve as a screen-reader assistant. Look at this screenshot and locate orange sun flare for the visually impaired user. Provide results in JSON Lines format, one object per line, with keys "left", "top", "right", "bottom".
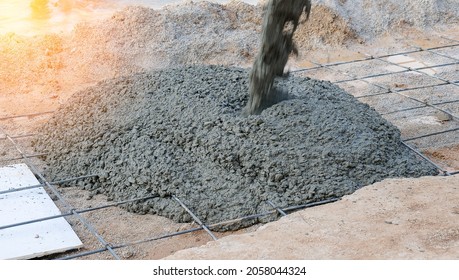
{"left": 0, "top": 1, "right": 118, "bottom": 36}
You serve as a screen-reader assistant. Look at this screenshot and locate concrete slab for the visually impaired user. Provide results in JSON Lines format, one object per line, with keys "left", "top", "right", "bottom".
{"left": 0, "top": 164, "right": 82, "bottom": 259}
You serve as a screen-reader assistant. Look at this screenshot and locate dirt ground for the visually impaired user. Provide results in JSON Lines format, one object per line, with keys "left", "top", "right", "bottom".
{"left": 0, "top": 2, "right": 458, "bottom": 260}
{"left": 167, "top": 175, "right": 459, "bottom": 259}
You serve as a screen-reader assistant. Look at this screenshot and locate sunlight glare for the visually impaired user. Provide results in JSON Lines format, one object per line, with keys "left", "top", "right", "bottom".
{"left": 0, "top": 0, "right": 120, "bottom": 36}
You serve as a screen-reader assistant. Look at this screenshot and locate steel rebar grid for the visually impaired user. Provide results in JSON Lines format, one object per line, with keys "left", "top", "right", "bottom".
{"left": 306, "top": 59, "right": 459, "bottom": 121}
{"left": 332, "top": 61, "right": 458, "bottom": 85}
{"left": 55, "top": 197, "right": 340, "bottom": 260}
{"left": 334, "top": 43, "right": 459, "bottom": 120}
{"left": 382, "top": 98, "right": 459, "bottom": 116}
{"left": 293, "top": 47, "right": 458, "bottom": 177}
{"left": 291, "top": 42, "right": 459, "bottom": 74}
{"left": 302, "top": 55, "right": 459, "bottom": 142}
{"left": 291, "top": 41, "right": 459, "bottom": 122}
{"left": 368, "top": 55, "right": 459, "bottom": 120}
{"left": 0, "top": 125, "right": 122, "bottom": 260}
{"left": 1, "top": 40, "right": 457, "bottom": 261}
{"left": 0, "top": 194, "right": 158, "bottom": 231}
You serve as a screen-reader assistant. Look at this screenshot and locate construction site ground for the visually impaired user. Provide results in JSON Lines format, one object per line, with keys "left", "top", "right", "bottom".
{"left": 0, "top": 2, "right": 459, "bottom": 260}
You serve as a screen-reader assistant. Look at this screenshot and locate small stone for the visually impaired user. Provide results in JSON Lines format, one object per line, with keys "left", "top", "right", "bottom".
{"left": 274, "top": 173, "right": 283, "bottom": 182}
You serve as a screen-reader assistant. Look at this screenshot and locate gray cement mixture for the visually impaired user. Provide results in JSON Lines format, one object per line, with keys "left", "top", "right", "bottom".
{"left": 34, "top": 65, "right": 437, "bottom": 230}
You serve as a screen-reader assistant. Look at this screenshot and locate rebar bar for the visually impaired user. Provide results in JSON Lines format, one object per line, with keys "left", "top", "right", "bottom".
{"left": 354, "top": 81, "right": 450, "bottom": 99}
{"left": 0, "top": 194, "right": 158, "bottom": 230}
{"left": 333, "top": 61, "right": 458, "bottom": 84}
{"left": 401, "top": 141, "right": 449, "bottom": 175}
{"left": 0, "top": 153, "right": 48, "bottom": 163}
{"left": 56, "top": 227, "right": 203, "bottom": 260}
{"left": 440, "top": 35, "right": 459, "bottom": 44}
{"left": 382, "top": 99, "right": 459, "bottom": 116}
{"left": 291, "top": 42, "right": 459, "bottom": 73}
{"left": 0, "top": 133, "right": 37, "bottom": 141}
{"left": 0, "top": 111, "right": 55, "bottom": 121}
{"left": 403, "top": 127, "right": 459, "bottom": 142}
{"left": 0, "top": 174, "right": 99, "bottom": 195}
{"left": 172, "top": 195, "right": 218, "bottom": 241}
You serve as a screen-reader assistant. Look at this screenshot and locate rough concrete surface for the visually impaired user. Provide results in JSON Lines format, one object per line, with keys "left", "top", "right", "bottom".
{"left": 167, "top": 175, "right": 459, "bottom": 259}
{"left": 34, "top": 65, "right": 436, "bottom": 230}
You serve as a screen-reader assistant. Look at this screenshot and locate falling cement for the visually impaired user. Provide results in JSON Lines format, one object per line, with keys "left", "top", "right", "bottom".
{"left": 34, "top": 65, "right": 437, "bottom": 230}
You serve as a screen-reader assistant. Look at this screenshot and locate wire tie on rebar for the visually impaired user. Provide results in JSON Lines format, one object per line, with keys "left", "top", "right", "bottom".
{"left": 171, "top": 195, "right": 218, "bottom": 241}
{"left": 266, "top": 200, "right": 287, "bottom": 217}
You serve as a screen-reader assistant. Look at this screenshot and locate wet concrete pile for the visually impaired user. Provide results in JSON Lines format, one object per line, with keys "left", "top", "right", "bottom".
{"left": 34, "top": 65, "right": 437, "bottom": 230}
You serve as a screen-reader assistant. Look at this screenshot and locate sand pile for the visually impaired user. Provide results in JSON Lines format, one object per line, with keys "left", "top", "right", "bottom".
{"left": 0, "top": 33, "right": 66, "bottom": 95}
{"left": 0, "top": 1, "right": 358, "bottom": 96}
{"left": 34, "top": 65, "right": 437, "bottom": 230}
{"left": 315, "top": 0, "right": 459, "bottom": 39}
{"left": 69, "top": 1, "right": 356, "bottom": 70}
{"left": 3, "top": 0, "right": 458, "bottom": 97}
